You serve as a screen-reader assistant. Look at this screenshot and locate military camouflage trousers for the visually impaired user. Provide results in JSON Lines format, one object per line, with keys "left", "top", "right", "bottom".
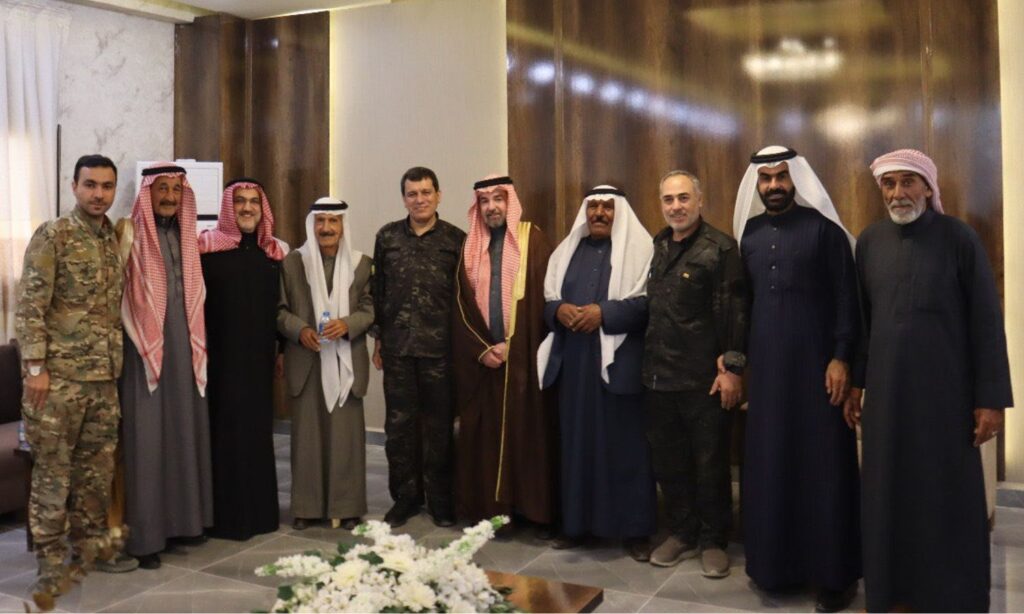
{"left": 22, "top": 377, "right": 119, "bottom": 574}
{"left": 382, "top": 355, "right": 454, "bottom": 514}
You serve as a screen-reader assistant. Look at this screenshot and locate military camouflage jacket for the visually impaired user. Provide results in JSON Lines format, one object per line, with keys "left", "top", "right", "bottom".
{"left": 642, "top": 220, "right": 749, "bottom": 392}
{"left": 15, "top": 206, "right": 124, "bottom": 381}
{"left": 371, "top": 214, "right": 466, "bottom": 358}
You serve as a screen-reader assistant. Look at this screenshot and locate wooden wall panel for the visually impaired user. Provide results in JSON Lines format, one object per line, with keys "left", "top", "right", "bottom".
{"left": 174, "top": 12, "right": 329, "bottom": 248}
{"left": 506, "top": 0, "right": 1003, "bottom": 281}
{"left": 249, "top": 14, "right": 330, "bottom": 248}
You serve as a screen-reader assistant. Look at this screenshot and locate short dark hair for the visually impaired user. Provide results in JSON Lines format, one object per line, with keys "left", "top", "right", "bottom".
{"left": 400, "top": 166, "right": 439, "bottom": 195}
{"left": 73, "top": 154, "right": 117, "bottom": 182}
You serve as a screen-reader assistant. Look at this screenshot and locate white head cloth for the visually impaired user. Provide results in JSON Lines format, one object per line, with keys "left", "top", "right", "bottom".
{"left": 537, "top": 185, "right": 653, "bottom": 386}
{"left": 732, "top": 145, "right": 854, "bottom": 248}
{"left": 298, "top": 197, "right": 359, "bottom": 412}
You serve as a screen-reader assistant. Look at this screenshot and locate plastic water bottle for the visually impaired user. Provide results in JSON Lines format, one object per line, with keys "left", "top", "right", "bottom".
{"left": 318, "top": 311, "right": 331, "bottom": 341}
{"left": 17, "top": 420, "right": 28, "bottom": 451}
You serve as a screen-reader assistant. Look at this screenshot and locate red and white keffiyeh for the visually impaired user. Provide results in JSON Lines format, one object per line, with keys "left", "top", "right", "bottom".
{"left": 464, "top": 175, "right": 522, "bottom": 336}
{"left": 198, "top": 180, "right": 287, "bottom": 260}
{"left": 121, "top": 162, "right": 208, "bottom": 395}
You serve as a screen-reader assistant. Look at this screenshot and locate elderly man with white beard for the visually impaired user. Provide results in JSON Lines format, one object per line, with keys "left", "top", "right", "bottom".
{"left": 846, "top": 149, "right": 1012, "bottom": 613}
{"left": 278, "top": 198, "right": 374, "bottom": 532}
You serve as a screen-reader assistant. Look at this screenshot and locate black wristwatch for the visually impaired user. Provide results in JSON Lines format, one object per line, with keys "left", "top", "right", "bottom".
{"left": 723, "top": 351, "right": 746, "bottom": 376}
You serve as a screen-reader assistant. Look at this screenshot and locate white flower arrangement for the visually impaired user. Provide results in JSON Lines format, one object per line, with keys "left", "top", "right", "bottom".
{"left": 255, "top": 516, "right": 518, "bottom": 613}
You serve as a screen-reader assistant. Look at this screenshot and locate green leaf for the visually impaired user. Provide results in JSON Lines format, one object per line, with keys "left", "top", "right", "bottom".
{"left": 277, "top": 585, "right": 294, "bottom": 601}
{"left": 496, "top": 585, "right": 514, "bottom": 596}
{"left": 337, "top": 543, "right": 353, "bottom": 555}
{"left": 358, "top": 552, "right": 384, "bottom": 566}
{"left": 302, "top": 550, "right": 322, "bottom": 558}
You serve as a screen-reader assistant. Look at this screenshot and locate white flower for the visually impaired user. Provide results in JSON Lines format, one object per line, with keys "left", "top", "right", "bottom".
{"left": 381, "top": 551, "right": 415, "bottom": 574}
{"left": 396, "top": 579, "right": 437, "bottom": 611}
{"left": 329, "top": 559, "right": 368, "bottom": 586}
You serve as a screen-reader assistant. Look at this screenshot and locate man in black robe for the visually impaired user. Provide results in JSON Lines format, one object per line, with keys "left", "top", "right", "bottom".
{"left": 733, "top": 146, "right": 861, "bottom": 612}
{"left": 198, "top": 178, "right": 287, "bottom": 540}
{"left": 539, "top": 186, "right": 657, "bottom": 561}
{"left": 847, "top": 149, "right": 1012, "bottom": 612}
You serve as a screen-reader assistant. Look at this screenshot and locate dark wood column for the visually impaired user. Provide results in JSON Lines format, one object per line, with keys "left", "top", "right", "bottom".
{"left": 174, "top": 11, "right": 329, "bottom": 248}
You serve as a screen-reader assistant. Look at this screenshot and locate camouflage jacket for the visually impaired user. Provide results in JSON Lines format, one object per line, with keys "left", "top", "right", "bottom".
{"left": 371, "top": 214, "right": 466, "bottom": 358}
{"left": 642, "top": 220, "right": 749, "bottom": 391}
{"left": 15, "top": 206, "right": 124, "bottom": 381}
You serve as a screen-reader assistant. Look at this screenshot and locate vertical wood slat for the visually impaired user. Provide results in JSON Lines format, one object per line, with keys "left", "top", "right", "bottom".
{"left": 506, "top": 0, "right": 1001, "bottom": 271}
{"left": 174, "top": 12, "right": 329, "bottom": 249}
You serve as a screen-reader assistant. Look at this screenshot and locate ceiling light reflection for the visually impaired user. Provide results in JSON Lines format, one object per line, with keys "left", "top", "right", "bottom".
{"left": 744, "top": 37, "right": 844, "bottom": 82}
{"left": 519, "top": 60, "right": 738, "bottom": 137}
{"left": 528, "top": 61, "right": 555, "bottom": 84}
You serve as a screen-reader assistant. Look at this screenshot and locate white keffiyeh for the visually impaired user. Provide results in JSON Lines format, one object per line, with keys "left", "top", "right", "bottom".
{"left": 298, "top": 197, "right": 360, "bottom": 412}
{"left": 537, "top": 186, "right": 653, "bottom": 386}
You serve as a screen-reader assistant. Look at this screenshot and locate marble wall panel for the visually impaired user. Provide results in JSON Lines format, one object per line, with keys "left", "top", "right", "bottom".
{"left": 55, "top": 0, "right": 174, "bottom": 220}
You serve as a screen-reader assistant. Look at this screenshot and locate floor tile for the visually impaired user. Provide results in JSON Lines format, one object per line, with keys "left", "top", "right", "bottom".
{"left": 518, "top": 545, "right": 677, "bottom": 595}
{"left": 159, "top": 531, "right": 281, "bottom": 572}
{"left": 0, "top": 528, "right": 36, "bottom": 583}
{"left": 0, "top": 563, "right": 190, "bottom": 612}
{"left": 640, "top": 595, "right": 750, "bottom": 612}
{"left": 592, "top": 589, "right": 650, "bottom": 613}
{"left": 99, "top": 571, "right": 276, "bottom": 613}
{"left": 201, "top": 533, "right": 361, "bottom": 589}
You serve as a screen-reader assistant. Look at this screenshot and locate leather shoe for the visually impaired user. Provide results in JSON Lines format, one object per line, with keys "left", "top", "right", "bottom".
{"left": 292, "top": 517, "right": 310, "bottom": 530}
{"left": 624, "top": 537, "right": 651, "bottom": 562}
{"left": 174, "top": 533, "right": 207, "bottom": 546}
{"left": 384, "top": 500, "right": 420, "bottom": 528}
{"left": 432, "top": 513, "right": 456, "bottom": 528}
{"left": 136, "top": 553, "right": 161, "bottom": 570}
{"left": 533, "top": 523, "right": 556, "bottom": 541}
{"left": 340, "top": 517, "right": 361, "bottom": 531}
{"left": 550, "top": 535, "right": 582, "bottom": 550}
{"left": 815, "top": 584, "right": 857, "bottom": 613}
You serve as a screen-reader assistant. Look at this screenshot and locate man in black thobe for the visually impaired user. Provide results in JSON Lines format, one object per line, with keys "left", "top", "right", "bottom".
{"left": 198, "top": 178, "right": 286, "bottom": 540}
{"left": 539, "top": 185, "right": 656, "bottom": 561}
{"left": 847, "top": 149, "right": 1012, "bottom": 612}
{"left": 733, "top": 146, "right": 861, "bottom": 612}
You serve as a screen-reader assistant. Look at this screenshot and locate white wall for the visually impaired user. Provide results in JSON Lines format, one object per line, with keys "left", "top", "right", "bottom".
{"left": 330, "top": 0, "right": 508, "bottom": 430}
{"left": 999, "top": 0, "right": 1024, "bottom": 482}
{"left": 56, "top": 0, "right": 174, "bottom": 219}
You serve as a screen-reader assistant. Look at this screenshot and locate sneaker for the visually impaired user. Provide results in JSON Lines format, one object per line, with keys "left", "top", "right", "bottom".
{"left": 650, "top": 535, "right": 699, "bottom": 567}
{"left": 96, "top": 553, "right": 139, "bottom": 573}
{"left": 700, "top": 547, "right": 730, "bottom": 578}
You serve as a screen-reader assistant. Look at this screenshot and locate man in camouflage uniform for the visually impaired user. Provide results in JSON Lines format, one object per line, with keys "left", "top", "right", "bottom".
{"left": 643, "top": 171, "right": 748, "bottom": 577}
{"left": 16, "top": 154, "right": 130, "bottom": 606}
{"left": 372, "top": 166, "right": 465, "bottom": 528}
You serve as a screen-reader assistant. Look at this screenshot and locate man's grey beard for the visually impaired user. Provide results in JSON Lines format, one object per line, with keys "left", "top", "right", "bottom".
{"left": 887, "top": 198, "right": 926, "bottom": 225}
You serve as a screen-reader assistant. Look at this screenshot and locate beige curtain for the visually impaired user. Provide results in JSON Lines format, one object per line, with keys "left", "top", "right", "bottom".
{"left": 0, "top": 0, "right": 69, "bottom": 341}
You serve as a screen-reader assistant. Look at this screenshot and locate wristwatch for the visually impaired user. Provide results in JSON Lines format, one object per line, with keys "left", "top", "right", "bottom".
{"left": 722, "top": 351, "right": 746, "bottom": 376}
{"left": 26, "top": 363, "right": 43, "bottom": 377}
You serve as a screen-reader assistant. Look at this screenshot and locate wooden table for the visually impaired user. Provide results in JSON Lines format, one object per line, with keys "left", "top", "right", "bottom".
{"left": 486, "top": 570, "right": 603, "bottom": 613}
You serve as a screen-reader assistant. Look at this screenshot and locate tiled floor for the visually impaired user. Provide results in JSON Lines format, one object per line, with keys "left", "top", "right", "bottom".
{"left": 2, "top": 435, "right": 1024, "bottom": 612}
